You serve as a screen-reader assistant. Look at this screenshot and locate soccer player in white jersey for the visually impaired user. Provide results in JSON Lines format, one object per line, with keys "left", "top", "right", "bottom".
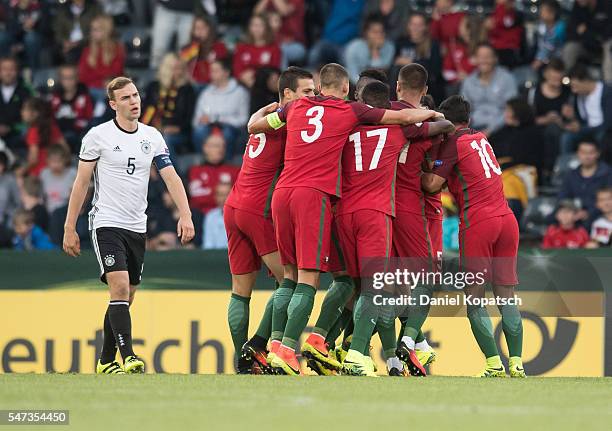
{"left": 63, "top": 77, "right": 195, "bottom": 374}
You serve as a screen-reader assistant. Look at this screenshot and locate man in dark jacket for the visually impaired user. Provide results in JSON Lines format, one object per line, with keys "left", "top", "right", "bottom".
{"left": 0, "top": 57, "right": 33, "bottom": 153}
{"left": 560, "top": 64, "right": 612, "bottom": 153}
{"left": 558, "top": 140, "right": 612, "bottom": 230}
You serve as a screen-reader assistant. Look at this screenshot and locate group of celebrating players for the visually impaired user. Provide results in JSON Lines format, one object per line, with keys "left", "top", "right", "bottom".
{"left": 62, "top": 59, "right": 524, "bottom": 378}
{"left": 223, "top": 62, "right": 525, "bottom": 378}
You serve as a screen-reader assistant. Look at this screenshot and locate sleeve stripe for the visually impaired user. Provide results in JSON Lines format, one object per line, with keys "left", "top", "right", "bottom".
{"left": 79, "top": 156, "right": 100, "bottom": 162}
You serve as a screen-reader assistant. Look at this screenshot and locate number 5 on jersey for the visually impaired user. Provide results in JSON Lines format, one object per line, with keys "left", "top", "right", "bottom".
{"left": 126, "top": 157, "right": 136, "bottom": 175}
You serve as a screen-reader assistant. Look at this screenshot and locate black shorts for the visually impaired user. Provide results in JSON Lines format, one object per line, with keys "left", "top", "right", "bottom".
{"left": 91, "top": 227, "right": 146, "bottom": 286}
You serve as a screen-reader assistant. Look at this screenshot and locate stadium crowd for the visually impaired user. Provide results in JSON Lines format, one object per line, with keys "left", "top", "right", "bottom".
{"left": 0, "top": 0, "right": 610, "bottom": 251}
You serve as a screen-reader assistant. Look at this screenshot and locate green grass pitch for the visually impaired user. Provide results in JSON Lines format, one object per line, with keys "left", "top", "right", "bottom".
{"left": 1, "top": 375, "right": 611, "bottom": 430}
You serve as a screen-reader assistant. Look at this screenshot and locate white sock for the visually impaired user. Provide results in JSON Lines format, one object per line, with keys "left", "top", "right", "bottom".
{"left": 415, "top": 339, "right": 431, "bottom": 351}
{"left": 387, "top": 356, "right": 403, "bottom": 370}
{"left": 401, "top": 336, "right": 415, "bottom": 350}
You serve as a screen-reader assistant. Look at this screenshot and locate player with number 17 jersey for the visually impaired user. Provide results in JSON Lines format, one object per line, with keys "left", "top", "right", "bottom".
{"left": 223, "top": 129, "right": 285, "bottom": 274}
{"left": 270, "top": 95, "right": 386, "bottom": 271}
{"left": 430, "top": 128, "right": 518, "bottom": 285}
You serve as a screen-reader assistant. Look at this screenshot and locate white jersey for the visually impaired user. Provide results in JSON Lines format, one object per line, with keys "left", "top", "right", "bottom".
{"left": 79, "top": 119, "right": 172, "bottom": 233}
{"left": 590, "top": 216, "right": 612, "bottom": 245}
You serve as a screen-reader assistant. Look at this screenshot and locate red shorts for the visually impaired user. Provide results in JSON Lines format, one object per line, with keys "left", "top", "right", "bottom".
{"left": 335, "top": 210, "right": 392, "bottom": 278}
{"left": 427, "top": 217, "right": 443, "bottom": 271}
{"left": 271, "top": 187, "right": 333, "bottom": 271}
{"left": 327, "top": 219, "right": 346, "bottom": 274}
{"left": 392, "top": 211, "right": 435, "bottom": 272}
{"left": 459, "top": 214, "right": 519, "bottom": 285}
{"left": 224, "top": 205, "right": 277, "bottom": 274}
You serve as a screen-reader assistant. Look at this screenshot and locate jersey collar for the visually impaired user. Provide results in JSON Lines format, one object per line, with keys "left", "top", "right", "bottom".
{"left": 113, "top": 118, "right": 138, "bottom": 134}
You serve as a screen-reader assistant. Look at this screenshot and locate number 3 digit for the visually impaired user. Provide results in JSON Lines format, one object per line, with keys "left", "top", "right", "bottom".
{"left": 301, "top": 106, "right": 324, "bottom": 143}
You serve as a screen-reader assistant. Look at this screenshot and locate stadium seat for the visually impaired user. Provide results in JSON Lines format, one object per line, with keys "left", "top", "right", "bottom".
{"left": 521, "top": 196, "right": 557, "bottom": 237}
{"left": 551, "top": 153, "right": 580, "bottom": 188}
{"left": 175, "top": 154, "right": 203, "bottom": 179}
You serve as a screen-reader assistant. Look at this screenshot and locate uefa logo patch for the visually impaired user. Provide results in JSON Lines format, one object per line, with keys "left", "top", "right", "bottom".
{"left": 141, "top": 140, "right": 152, "bottom": 154}
{"left": 104, "top": 255, "right": 116, "bottom": 267}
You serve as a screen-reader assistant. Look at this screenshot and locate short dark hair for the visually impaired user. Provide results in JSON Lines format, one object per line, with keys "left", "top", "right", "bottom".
{"left": 439, "top": 95, "right": 471, "bottom": 125}
{"left": 361, "top": 81, "right": 391, "bottom": 109}
{"left": 546, "top": 57, "right": 565, "bottom": 73}
{"left": 278, "top": 66, "right": 313, "bottom": 99}
{"left": 540, "top": 0, "right": 561, "bottom": 20}
{"left": 597, "top": 186, "right": 612, "bottom": 197}
{"left": 475, "top": 43, "right": 496, "bottom": 56}
{"left": 319, "top": 63, "right": 349, "bottom": 90}
{"left": 568, "top": 63, "right": 593, "bottom": 81}
{"left": 577, "top": 139, "right": 599, "bottom": 150}
{"left": 506, "top": 97, "right": 534, "bottom": 126}
{"left": 355, "top": 68, "right": 388, "bottom": 100}
{"left": 363, "top": 12, "right": 385, "bottom": 34}
{"left": 213, "top": 58, "right": 232, "bottom": 74}
{"left": 398, "top": 63, "right": 428, "bottom": 91}
{"left": 420, "top": 94, "right": 436, "bottom": 110}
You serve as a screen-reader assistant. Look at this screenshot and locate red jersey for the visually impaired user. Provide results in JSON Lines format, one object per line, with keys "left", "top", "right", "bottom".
{"left": 274, "top": 96, "right": 385, "bottom": 197}
{"left": 180, "top": 41, "right": 228, "bottom": 84}
{"left": 430, "top": 11, "right": 465, "bottom": 48}
{"left": 78, "top": 43, "right": 126, "bottom": 89}
{"left": 26, "top": 122, "right": 64, "bottom": 177}
{"left": 489, "top": 4, "right": 523, "bottom": 51}
{"left": 542, "top": 225, "right": 589, "bottom": 249}
{"left": 442, "top": 41, "right": 476, "bottom": 83}
{"left": 336, "top": 124, "right": 409, "bottom": 217}
{"left": 390, "top": 100, "right": 442, "bottom": 218}
{"left": 232, "top": 43, "right": 282, "bottom": 78}
{"left": 225, "top": 129, "right": 285, "bottom": 218}
{"left": 188, "top": 163, "right": 241, "bottom": 213}
{"left": 432, "top": 128, "right": 512, "bottom": 230}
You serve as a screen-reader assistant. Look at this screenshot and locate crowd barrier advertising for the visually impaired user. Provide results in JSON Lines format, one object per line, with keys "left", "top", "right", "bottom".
{"left": 0, "top": 290, "right": 605, "bottom": 376}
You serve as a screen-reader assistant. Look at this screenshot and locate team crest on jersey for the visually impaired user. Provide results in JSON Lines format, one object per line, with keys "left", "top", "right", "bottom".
{"left": 141, "top": 140, "right": 152, "bottom": 154}
{"left": 104, "top": 254, "right": 116, "bottom": 267}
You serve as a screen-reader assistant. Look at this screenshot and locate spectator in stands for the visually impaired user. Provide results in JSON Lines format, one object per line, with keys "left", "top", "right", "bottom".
{"left": 142, "top": 53, "right": 196, "bottom": 156}
{"left": 0, "top": 57, "right": 32, "bottom": 153}
{"left": 20, "top": 176, "right": 48, "bottom": 232}
{"left": 430, "top": 0, "right": 465, "bottom": 51}
{"left": 442, "top": 15, "right": 483, "bottom": 90}
{"left": 441, "top": 192, "right": 459, "bottom": 251}
{"left": 40, "top": 145, "right": 76, "bottom": 215}
{"left": 558, "top": 140, "right": 612, "bottom": 230}
{"left": 542, "top": 200, "right": 590, "bottom": 249}
{"left": 99, "top": 0, "right": 130, "bottom": 26}
{"left": 0, "top": 151, "right": 20, "bottom": 232}
{"left": 250, "top": 67, "right": 280, "bottom": 115}
{"left": 563, "top": 0, "right": 609, "bottom": 70}
{"left": 22, "top": 97, "right": 67, "bottom": 177}
{"left": 192, "top": 59, "right": 249, "bottom": 157}
{"left": 486, "top": 0, "right": 525, "bottom": 69}
{"left": 77, "top": 14, "right": 125, "bottom": 104}
{"left": 392, "top": 13, "right": 444, "bottom": 104}
{"left": 202, "top": 181, "right": 232, "bottom": 250}
{"left": 179, "top": 15, "right": 228, "bottom": 87}
{"left": 50, "top": 64, "right": 94, "bottom": 153}
{"left": 147, "top": 166, "right": 177, "bottom": 250}
{"left": 491, "top": 97, "right": 543, "bottom": 174}
{"left": 255, "top": 0, "right": 306, "bottom": 66}
{"left": 48, "top": 183, "right": 91, "bottom": 248}
{"left": 0, "top": 0, "right": 48, "bottom": 72}
{"left": 233, "top": 14, "right": 281, "bottom": 88}
{"left": 461, "top": 43, "right": 517, "bottom": 136}
{"left": 188, "top": 133, "right": 240, "bottom": 215}
{"left": 52, "top": 0, "right": 102, "bottom": 63}
{"left": 11, "top": 208, "right": 55, "bottom": 250}
{"left": 307, "top": 0, "right": 365, "bottom": 68}
{"left": 588, "top": 186, "right": 612, "bottom": 247}
{"left": 532, "top": 0, "right": 566, "bottom": 71}
{"left": 344, "top": 13, "right": 395, "bottom": 83}
{"left": 560, "top": 64, "right": 612, "bottom": 153}
{"left": 528, "top": 58, "right": 571, "bottom": 176}
{"left": 362, "top": 0, "right": 409, "bottom": 42}
{"left": 150, "top": 0, "right": 196, "bottom": 69}
{"left": 603, "top": 2, "right": 612, "bottom": 84}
